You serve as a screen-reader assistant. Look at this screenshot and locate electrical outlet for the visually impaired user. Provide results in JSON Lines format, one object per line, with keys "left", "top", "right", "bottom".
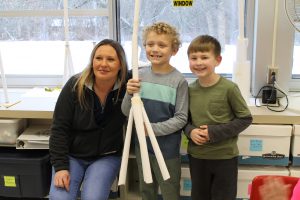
{"left": 267, "top": 66, "right": 278, "bottom": 84}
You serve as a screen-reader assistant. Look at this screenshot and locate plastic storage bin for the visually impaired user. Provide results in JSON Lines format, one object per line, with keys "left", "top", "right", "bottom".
{"left": 237, "top": 124, "right": 292, "bottom": 166}
{"left": 0, "top": 119, "right": 27, "bottom": 146}
{"left": 291, "top": 125, "right": 300, "bottom": 166}
{"left": 237, "top": 165, "right": 289, "bottom": 200}
{"left": 0, "top": 148, "right": 51, "bottom": 198}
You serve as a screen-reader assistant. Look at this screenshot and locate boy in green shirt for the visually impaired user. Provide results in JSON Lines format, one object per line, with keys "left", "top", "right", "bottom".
{"left": 184, "top": 35, "right": 252, "bottom": 200}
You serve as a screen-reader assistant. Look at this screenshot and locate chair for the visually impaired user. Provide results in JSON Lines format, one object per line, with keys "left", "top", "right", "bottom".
{"left": 249, "top": 175, "right": 299, "bottom": 200}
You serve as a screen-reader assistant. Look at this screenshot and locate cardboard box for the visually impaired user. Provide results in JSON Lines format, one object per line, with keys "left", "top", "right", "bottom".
{"left": 180, "top": 164, "right": 191, "bottom": 197}
{"left": 291, "top": 125, "right": 300, "bottom": 166}
{"left": 0, "top": 148, "right": 51, "bottom": 198}
{"left": 238, "top": 124, "right": 292, "bottom": 166}
{"left": 237, "top": 165, "right": 289, "bottom": 199}
{"left": 0, "top": 119, "right": 27, "bottom": 146}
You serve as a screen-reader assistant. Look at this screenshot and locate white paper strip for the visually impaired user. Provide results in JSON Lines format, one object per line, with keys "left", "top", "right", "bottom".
{"left": 132, "top": 97, "right": 152, "bottom": 183}
{"left": 63, "top": 0, "right": 70, "bottom": 43}
{"left": 142, "top": 106, "right": 170, "bottom": 180}
{"left": 232, "top": 0, "right": 251, "bottom": 104}
{"left": 238, "top": 0, "right": 244, "bottom": 39}
{"left": 0, "top": 50, "right": 9, "bottom": 103}
{"left": 271, "top": 0, "right": 279, "bottom": 68}
{"left": 118, "top": 109, "right": 134, "bottom": 185}
{"left": 131, "top": 0, "right": 140, "bottom": 81}
{"left": 63, "top": 44, "right": 74, "bottom": 85}
{"left": 62, "top": 0, "right": 74, "bottom": 85}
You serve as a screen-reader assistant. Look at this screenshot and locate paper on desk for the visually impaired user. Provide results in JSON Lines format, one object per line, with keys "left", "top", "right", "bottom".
{"left": 22, "top": 87, "right": 60, "bottom": 98}
{"left": 0, "top": 100, "right": 21, "bottom": 108}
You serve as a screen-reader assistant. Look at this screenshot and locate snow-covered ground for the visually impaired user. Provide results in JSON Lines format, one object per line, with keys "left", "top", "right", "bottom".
{"left": 0, "top": 41, "right": 299, "bottom": 75}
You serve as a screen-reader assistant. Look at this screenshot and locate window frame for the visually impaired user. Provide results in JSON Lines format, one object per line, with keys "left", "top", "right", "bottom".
{"left": 250, "top": 0, "right": 296, "bottom": 96}
{"left": 1, "top": 0, "right": 299, "bottom": 92}
{"left": 0, "top": 0, "right": 118, "bottom": 88}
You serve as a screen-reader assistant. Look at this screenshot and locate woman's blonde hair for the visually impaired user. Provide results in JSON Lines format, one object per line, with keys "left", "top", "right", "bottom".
{"left": 142, "top": 22, "right": 181, "bottom": 51}
{"left": 74, "top": 39, "right": 128, "bottom": 109}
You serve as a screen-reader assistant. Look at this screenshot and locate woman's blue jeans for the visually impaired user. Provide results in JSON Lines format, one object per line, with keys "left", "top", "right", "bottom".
{"left": 49, "top": 155, "right": 121, "bottom": 200}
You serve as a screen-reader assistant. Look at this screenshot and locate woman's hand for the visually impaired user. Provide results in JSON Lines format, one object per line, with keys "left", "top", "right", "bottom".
{"left": 126, "top": 79, "right": 141, "bottom": 95}
{"left": 54, "top": 170, "right": 70, "bottom": 191}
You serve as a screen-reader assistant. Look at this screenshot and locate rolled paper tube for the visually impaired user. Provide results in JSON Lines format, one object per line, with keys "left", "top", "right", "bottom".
{"left": 119, "top": 0, "right": 168, "bottom": 185}
{"left": 271, "top": 0, "right": 279, "bottom": 68}
{"left": 63, "top": 0, "right": 70, "bottom": 42}
{"left": 118, "top": 109, "right": 134, "bottom": 185}
{"left": 0, "top": 50, "right": 9, "bottom": 103}
{"left": 132, "top": 0, "right": 140, "bottom": 81}
{"left": 132, "top": 96, "right": 152, "bottom": 183}
{"left": 233, "top": 1, "right": 251, "bottom": 104}
{"left": 142, "top": 106, "right": 170, "bottom": 180}
{"left": 63, "top": 44, "right": 75, "bottom": 83}
{"left": 235, "top": 38, "right": 248, "bottom": 63}
{"left": 238, "top": 0, "right": 244, "bottom": 39}
{"left": 233, "top": 60, "right": 251, "bottom": 104}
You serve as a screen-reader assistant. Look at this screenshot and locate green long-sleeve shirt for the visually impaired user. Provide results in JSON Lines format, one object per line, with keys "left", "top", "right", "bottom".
{"left": 184, "top": 77, "right": 252, "bottom": 159}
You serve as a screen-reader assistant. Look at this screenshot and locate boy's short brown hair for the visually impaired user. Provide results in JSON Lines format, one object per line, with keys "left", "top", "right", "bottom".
{"left": 142, "top": 22, "right": 181, "bottom": 51}
{"left": 187, "top": 35, "right": 221, "bottom": 57}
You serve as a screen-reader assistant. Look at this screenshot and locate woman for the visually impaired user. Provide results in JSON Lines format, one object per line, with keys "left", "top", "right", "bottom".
{"left": 49, "top": 39, "right": 128, "bottom": 200}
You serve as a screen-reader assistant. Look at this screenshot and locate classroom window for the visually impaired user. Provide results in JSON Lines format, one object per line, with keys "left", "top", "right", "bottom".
{"left": 0, "top": 0, "right": 113, "bottom": 87}
{"left": 119, "top": 0, "right": 240, "bottom": 75}
{"left": 2, "top": 0, "right": 298, "bottom": 92}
